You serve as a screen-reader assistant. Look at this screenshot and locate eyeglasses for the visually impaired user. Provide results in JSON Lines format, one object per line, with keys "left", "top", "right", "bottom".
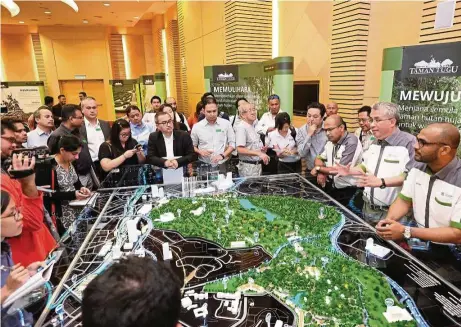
{"left": 1, "top": 136, "right": 16, "bottom": 143}
{"left": 2, "top": 208, "right": 22, "bottom": 221}
{"left": 416, "top": 137, "right": 449, "bottom": 148}
{"left": 157, "top": 120, "right": 173, "bottom": 126}
{"left": 357, "top": 118, "right": 373, "bottom": 124}
{"left": 370, "top": 117, "right": 393, "bottom": 124}
{"left": 120, "top": 133, "right": 131, "bottom": 138}
{"left": 323, "top": 125, "right": 342, "bottom": 133}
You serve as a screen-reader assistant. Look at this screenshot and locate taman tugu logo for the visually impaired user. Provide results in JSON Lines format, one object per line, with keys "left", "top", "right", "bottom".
{"left": 216, "top": 72, "right": 236, "bottom": 81}
{"left": 410, "top": 56, "right": 458, "bottom": 75}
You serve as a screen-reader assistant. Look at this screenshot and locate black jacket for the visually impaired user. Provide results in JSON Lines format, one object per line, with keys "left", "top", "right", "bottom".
{"left": 52, "top": 104, "right": 63, "bottom": 128}
{"left": 146, "top": 130, "right": 197, "bottom": 168}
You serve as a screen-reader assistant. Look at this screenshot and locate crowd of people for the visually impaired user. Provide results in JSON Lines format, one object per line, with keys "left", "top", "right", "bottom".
{"left": 1, "top": 89, "right": 460, "bottom": 327}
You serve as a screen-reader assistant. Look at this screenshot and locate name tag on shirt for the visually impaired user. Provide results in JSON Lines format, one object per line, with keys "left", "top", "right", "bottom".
{"left": 96, "top": 127, "right": 102, "bottom": 131}
{"left": 216, "top": 129, "right": 223, "bottom": 133}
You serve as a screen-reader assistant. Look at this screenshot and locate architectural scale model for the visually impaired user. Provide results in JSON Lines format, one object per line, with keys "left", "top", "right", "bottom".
{"left": 35, "top": 169, "right": 461, "bottom": 327}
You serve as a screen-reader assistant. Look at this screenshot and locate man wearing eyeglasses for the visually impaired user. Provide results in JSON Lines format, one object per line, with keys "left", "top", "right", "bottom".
{"left": 354, "top": 105, "right": 375, "bottom": 153}
{"left": 146, "top": 111, "right": 197, "bottom": 169}
{"left": 311, "top": 115, "right": 362, "bottom": 206}
{"left": 376, "top": 123, "right": 461, "bottom": 244}
{"left": 297, "top": 102, "right": 328, "bottom": 171}
{"left": 80, "top": 97, "right": 111, "bottom": 183}
{"left": 1, "top": 120, "right": 56, "bottom": 267}
{"left": 334, "top": 102, "right": 416, "bottom": 224}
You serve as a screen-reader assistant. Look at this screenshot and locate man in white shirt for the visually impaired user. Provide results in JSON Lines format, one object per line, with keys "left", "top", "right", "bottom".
{"left": 27, "top": 107, "right": 54, "bottom": 148}
{"left": 235, "top": 103, "right": 270, "bottom": 177}
{"left": 80, "top": 97, "right": 111, "bottom": 182}
{"left": 191, "top": 98, "right": 236, "bottom": 174}
{"left": 256, "top": 94, "right": 282, "bottom": 136}
{"left": 165, "top": 97, "right": 190, "bottom": 132}
{"left": 325, "top": 101, "right": 339, "bottom": 118}
{"left": 376, "top": 123, "right": 461, "bottom": 244}
{"left": 142, "top": 95, "right": 162, "bottom": 127}
{"left": 354, "top": 105, "right": 375, "bottom": 153}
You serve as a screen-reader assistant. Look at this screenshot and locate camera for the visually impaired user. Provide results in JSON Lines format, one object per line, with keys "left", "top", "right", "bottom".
{"left": 2, "top": 146, "right": 54, "bottom": 182}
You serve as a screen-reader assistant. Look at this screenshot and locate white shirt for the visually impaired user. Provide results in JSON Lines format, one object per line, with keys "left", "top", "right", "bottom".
{"left": 400, "top": 158, "right": 461, "bottom": 230}
{"left": 163, "top": 133, "right": 174, "bottom": 159}
{"left": 266, "top": 129, "right": 300, "bottom": 163}
{"left": 26, "top": 126, "right": 51, "bottom": 148}
{"left": 255, "top": 110, "right": 282, "bottom": 135}
{"left": 142, "top": 112, "right": 157, "bottom": 130}
{"left": 85, "top": 117, "right": 106, "bottom": 162}
{"left": 190, "top": 117, "right": 236, "bottom": 163}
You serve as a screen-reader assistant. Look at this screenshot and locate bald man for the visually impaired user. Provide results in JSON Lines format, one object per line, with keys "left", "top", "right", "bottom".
{"left": 325, "top": 101, "right": 339, "bottom": 118}
{"left": 165, "top": 97, "right": 190, "bottom": 131}
{"left": 376, "top": 123, "right": 461, "bottom": 244}
{"left": 311, "top": 114, "right": 362, "bottom": 206}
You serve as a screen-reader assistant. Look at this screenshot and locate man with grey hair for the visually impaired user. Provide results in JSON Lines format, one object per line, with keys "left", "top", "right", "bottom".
{"left": 334, "top": 102, "right": 416, "bottom": 224}
{"left": 26, "top": 106, "right": 54, "bottom": 148}
{"left": 235, "top": 103, "right": 269, "bottom": 177}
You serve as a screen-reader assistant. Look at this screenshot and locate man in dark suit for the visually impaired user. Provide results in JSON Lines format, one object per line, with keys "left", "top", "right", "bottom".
{"left": 80, "top": 96, "right": 111, "bottom": 184}
{"left": 52, "top": 94, "right": 66, "bottom": 128}
{"left": 147, "top": 111, "right": 197, "bottom": 169}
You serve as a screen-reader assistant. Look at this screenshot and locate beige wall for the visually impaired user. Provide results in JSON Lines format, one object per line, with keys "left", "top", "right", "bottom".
{"left": 180, "top": 1, "right": 226, "bottom": 115}
{"left": 363, "top": 1, "right": 423, "bottom": 105}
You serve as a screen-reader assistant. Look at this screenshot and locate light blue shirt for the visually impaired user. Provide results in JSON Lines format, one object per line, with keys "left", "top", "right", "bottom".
{"left": 130, "top": 122, "right": 154, "bottom": 155}
{"left": 26, "top": 127, "right": 52, "bottom": 148}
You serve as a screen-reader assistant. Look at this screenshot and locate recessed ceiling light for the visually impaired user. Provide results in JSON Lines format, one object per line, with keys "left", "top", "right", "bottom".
{"left": 103, "top": 2, "right": 110, "bottom": 6}
{"left": 44, "top": 11, "right": 51, "bottom": 14}
{"left": 83, "top": 19, "right": 89, "bottom": 24}
{"left": 19, "top": 21, "right": 25, "bottom": 24}
{"left": 134, "top": 16, "right": 139, "bottom": 19}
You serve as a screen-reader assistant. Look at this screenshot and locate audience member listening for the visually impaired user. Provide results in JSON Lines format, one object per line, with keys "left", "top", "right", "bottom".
{"left": 80, "top": 97, "right": 111, "bottom": 181}
{"left": 82, "top": 256, "right": 182, "bottom": 327}
{"left": 78, "top": 91, "right": 87, "bottom": 103}
{"left": 99, "top": 119, "right": 145, "bottom": 175}
{"left": 188, "top": 101, "right": 204, "bottom": 130}
{"left": 297, "top": 102, "right": 328, "bottom": 171}
{"left": 199, "top": 92, "right": 230, "bottom": 121}
{"left": 43, "top": 135, "right": 91, "bottom": 235}
{"left": 266, "top": 112, "right": 301, "bottom": 174}
{"left": 160, "top": 104, "right": 188, "bottom": 132}
{"left": 146, "top": 111, "right": 197, "bottom": 169}
{"left": 1, "top": 120, "right": 56, "bottom": 267}
{"left": 142, "top": 95, "right": 162, "bottom": 127}
{"left": 354, "top": 105, "right": 374, "bottom": 153}
{"left": 44, "top": 96, "right": 54, "bottom": 109}
{"left": 325, "top": 101, "right": 339, "bottom": 118}
{"left": 26, "top": 107, "right": 54, "bottom": 148}
{"left": 5, "top": 118, "right": 27, "bottom": 149}
{"left": 127, "top": 105, "right": 155, "bottom": 155}
{"left": 230, "top": 97, "right": 249, "bottom": 129}
{"left": 165, "top": 97, "right": 190, "bottom": 131}
{"left": 235, "top": 103, "right": 270, "bottom": 177}
{"left": 52, "top": 94, "right": 66, "bottom": 128}
{"left": 256, "top": 94, "right": 282, "bottom": 136}
{"left": 0, "top": 190, "right": 44, "bottom": 327}
{"left": 376, "top": 123, "right": 461, "bottom": 244}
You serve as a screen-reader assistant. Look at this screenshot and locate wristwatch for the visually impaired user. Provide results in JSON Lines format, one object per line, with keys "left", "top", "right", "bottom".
{"left": 404, "top": 226, "right": 411, "bottom": 239}
{"left": 220, "top": 154, "right": 225, "bottom": 160}
{"left": 380, "top": 178, "right": 386, "bottom": 189}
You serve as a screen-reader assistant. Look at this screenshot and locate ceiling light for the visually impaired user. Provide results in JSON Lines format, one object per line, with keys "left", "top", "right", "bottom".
{"left": 103, "top": 2, "right": 110, "bottom": 7}
{"left": 82, "top": 19, "right": 89, "bottom": 24}
{"left": 19, "top": 20, "right": 24, "bottom": 24}
{"left": 134, "top": 16, "right": 139, "bottom": 19}
{"left": 61, "top": 0, "right": 78, "bottom": 12}
{"left": 44, "top": 11, "right": 51, "bottom": 14}
{"left": 1, "top": 0, "right": 20, "bottom": 17}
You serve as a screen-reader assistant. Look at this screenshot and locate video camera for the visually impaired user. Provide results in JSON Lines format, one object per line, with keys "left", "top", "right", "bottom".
{"left": 2, "top": 146, "right": 54, "bottom": 181}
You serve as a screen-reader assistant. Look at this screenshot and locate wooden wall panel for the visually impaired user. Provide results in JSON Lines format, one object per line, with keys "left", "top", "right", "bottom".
{"left": 109, "top": 34, "right": 126, "bottom": 80}
{"left": 420, "top": 1, "right": 461, "bottom": 43}
{"left": 177, "top": 1, "right": 189, "bottom": 114}
{"left": 225, "top": 0, "right": 272, "bottom": 64}
{"left": 329, "top": 1, "right": 371, "bottom": 130}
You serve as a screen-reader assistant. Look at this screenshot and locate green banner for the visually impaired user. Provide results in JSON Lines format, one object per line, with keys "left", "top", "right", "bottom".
{"left": 1, "top": 81, "right": 45, "bottom": 113}
{"left": 138, "top": 74, "right": 166, "bottom": 113}
{"left": 382, "top": 42, "right": 461, "bottom": 156}
{"left": 109, "top": 79, "right": 141, "bottom": 118}
{"left": 204, "top": 57, "right": 294, "bottom": 118}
